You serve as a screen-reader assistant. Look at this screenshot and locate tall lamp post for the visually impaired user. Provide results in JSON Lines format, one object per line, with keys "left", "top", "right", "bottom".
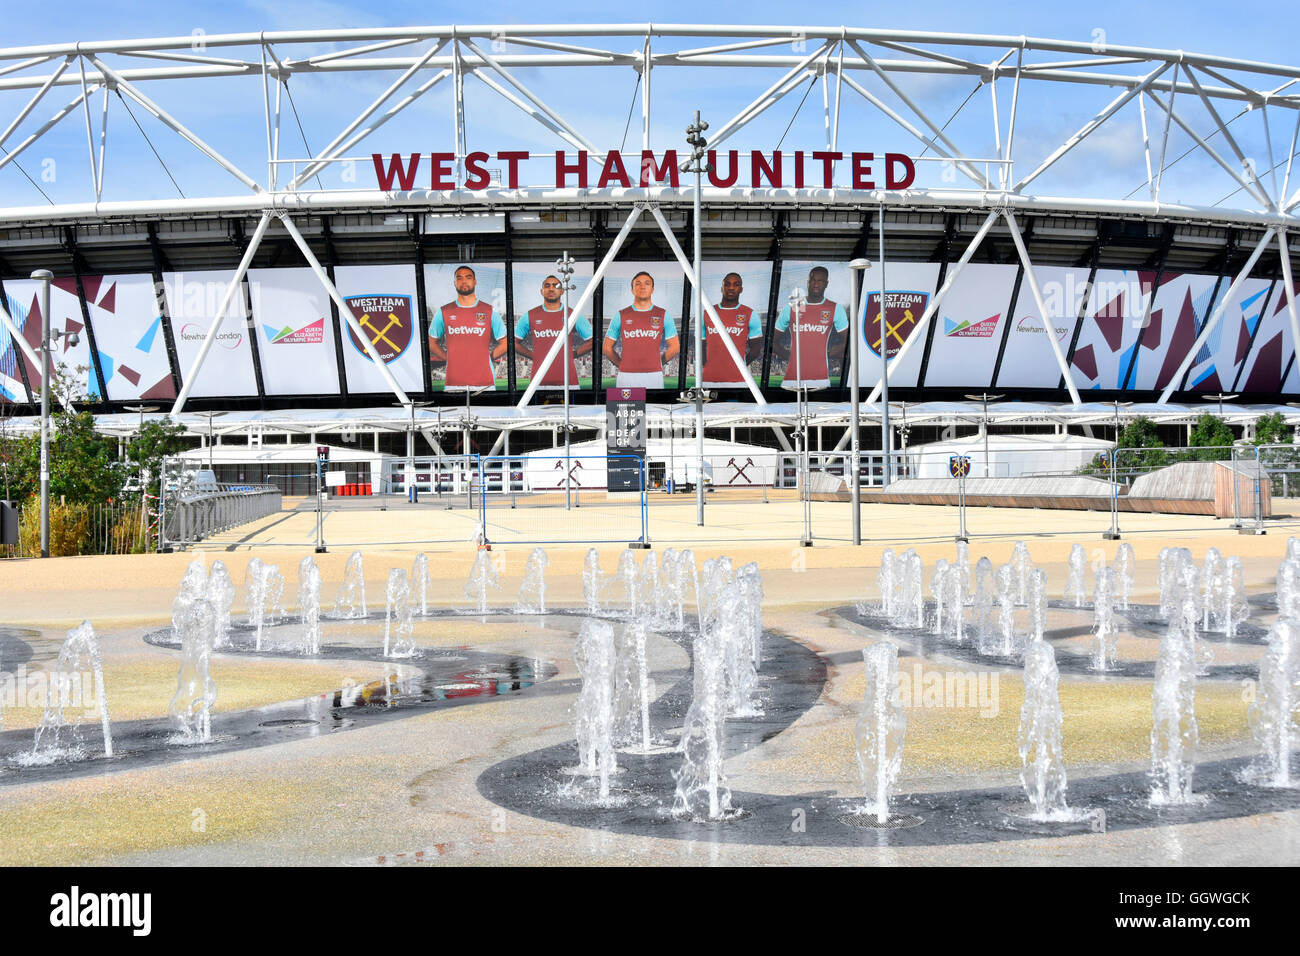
{"left": 32, "top": 269, "right": 78, "bottom": 558}
{"left": 195, "top": 410, "right": 227, "bottom": 474}
{"left": 1201, "top": 392, "right": 1238, "bottom": 419}
{"left": 790, "top": 287, "right": 813, "bottom": 547}
{"left": 556, "top": 251, "right": 578, "bottom": 510}
{"left": 876, "top": 204, "right": 891, "bottom": 490}
{"left": 964, "top": 392, "right": 1004, "bottom": 478}
{"left": 124, "top": 403, "right": 160, "bottom": 542}
{"left": 684, "top": 110, "right": 709, "bottom": 527}
{"left": 394, "top": 400, "right": 433, "bottom": 500}
{"left": 1103, "top": 399, "right": 1134, "bottom": 540}
{"left": 848, "top": 258, "right": 871, "bottom": 545}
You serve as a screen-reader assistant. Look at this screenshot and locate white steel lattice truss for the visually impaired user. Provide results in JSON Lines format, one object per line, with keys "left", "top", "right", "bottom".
{"left": 0, "top": 25, "right": 1298, "bottom": 412}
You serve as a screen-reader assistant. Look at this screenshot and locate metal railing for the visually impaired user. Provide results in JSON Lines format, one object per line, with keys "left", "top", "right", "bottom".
{"left": 158, "top": 463, "right": 282, "bottom": 550}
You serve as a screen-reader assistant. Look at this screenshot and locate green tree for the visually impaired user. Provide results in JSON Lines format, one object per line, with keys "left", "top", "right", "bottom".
{"left": 125, "top": 418, "right": 189, "bottom": 500}
{"left": 1080, "top": 415, "right": 1170, "bottom": 477}
{"left": 1252, "top": 412, "right": 1292, "bottom": 446}
{"left": 7, "top": 406, "right": 123, "bottom": 506}
{"left": 1185, "top": 413, "right": 1235, "bottom": 461}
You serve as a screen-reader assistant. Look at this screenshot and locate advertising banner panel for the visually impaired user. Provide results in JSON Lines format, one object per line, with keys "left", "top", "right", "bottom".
{"left": 853, "top": 261, "right": 942, "bottom": 389}
{"left": 3, "top": 276, "right": 101, "bottom": 401}
{"left": 1128, "top": 272, "right": 1221, "bottom": 391}
{"left": 248, "top": 267, "right": 341, "bottom": 396}
{"left": 510, "top": 260, "right": 594, "bottom": 391}
{"left": 600, "top": 262, "right": 686, "bottom": 391}
{"left": 83, "top": 273, "right": 176, "bottom": 401}
{"left": 165, "top": 269, "right": 258, "bottom": 398}
{"left": 994, "top": 266, "right": 1089, "bottom": 389}
{"left": 1068, "top": 268, "right": 1157, "bottom": 391}
{"left": 921, "top": 262, "right": 1017, "bottom": 388}
{"left": 682, "top": 260, "right": 772, "bottom": 391}
{"left": 1235, "top": 278, "right": 1296, "bottom": 394}
{"left": 337, "top": 264, "right": 424, "bottom": 395}
{"left": 422, "top": 262, "right": 507, "bottom": 392}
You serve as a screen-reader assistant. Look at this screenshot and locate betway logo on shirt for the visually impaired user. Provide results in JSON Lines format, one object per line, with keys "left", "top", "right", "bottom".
{"left": 446, "top": 324, "right": 489, "bottom": 335}
{"left": 792, "top": 322, "right": 830, "bottom": 334}
{"left": 623, "top": 328, "right": 661, "bottom": 339}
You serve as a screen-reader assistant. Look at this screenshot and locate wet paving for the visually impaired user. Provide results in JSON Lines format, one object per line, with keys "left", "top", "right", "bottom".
{"left": 477, "top": 621, "right": 1300, "bottom": 847}
{"left": 0, "top": 612, "right": 560, "bottom": 786}
{"left": 831, "top": 602, "right": 1267, "bottom": 680}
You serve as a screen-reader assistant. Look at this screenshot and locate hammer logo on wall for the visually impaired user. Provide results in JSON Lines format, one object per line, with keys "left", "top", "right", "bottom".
{"left": 726, "top": 457, "right": 756, "bottom": 484}
{"left": 864, "top": 290, "right": 928, "bottom": 358}
{"left": 949, "top": 455, "right": 971, "bottom": 479}
{"left": 344, "top": 294, "right": 413, "bottom": 364}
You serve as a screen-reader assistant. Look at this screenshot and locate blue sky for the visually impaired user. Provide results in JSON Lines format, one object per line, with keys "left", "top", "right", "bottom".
{"left": 0, "top": 1, "right": 1295, "bottom": 210}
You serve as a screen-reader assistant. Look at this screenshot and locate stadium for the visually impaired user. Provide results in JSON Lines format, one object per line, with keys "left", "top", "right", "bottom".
{"left": 1, "top": 25, "right": 1298, "bottom": 497}
{"left": 1, "top": 22, "right": 1299, "bottom": 886}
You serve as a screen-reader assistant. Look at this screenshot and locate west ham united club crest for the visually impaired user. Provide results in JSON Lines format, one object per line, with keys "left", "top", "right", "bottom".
{"left": 344, "top": 294, "right": 413, "bottom": 364}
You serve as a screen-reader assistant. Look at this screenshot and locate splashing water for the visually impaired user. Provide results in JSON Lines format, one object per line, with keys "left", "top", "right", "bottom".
{"left": 1113, "top": 542, "right": 1135, "bottom": 611}
{"left": 975, "top": 557, "right": 995, "bottom": 652}
{"left": 1018, "top": 641, "right": 1069, "bottom": 820}
{"left": 1011, "top": 541, "right": 1033, "bottom": 605}
{"left": 464, "top": 550, "right": 500, "bottom": 614}
{"left": 169, "top": 597, "right": 218, "bottom": 744}
{"left": 573, "top": 619, "right": 618, "bottom": 799}
{"left": 23, "top": 622, "right": 113, "bottom": 764}
{"left": 673, "top": 617, "right": 734, "bottom": 821}
{"left": 514, "top": 547, "right": 549, "bottom": 614}
{"left": 954, "top": 540, "right": 971, "bottom": 605}
{"left": 1092, "top": 567, "right": 1117, "bottom": 671}
{"left": 930, "top": 559, "right": 950, "bottom": 636}
{"left": 1158, "top": 547, "right": 1193, "bottom": 620}
{"left": 877, "top": 549, "right": 896, "bottom": 618}
{"left": 617, "top": 550, "right": 640, "bottom": 615}
{"left": 384, "top": 568, "right": 415, "bottom": 657}
{"left": 1201, "top": 548, "right": 1224, "bottom": 631}
{"left": 996, "top": 562, "right": 1017, "bottom": 656}
{"left": 297, "top": 556, "right": 322, "bottom": 655}
{"left": 411, "top": 552, "right": 431, "bottom": 616}
{"left": 1150, "top": 609, "right": 1200, "bottom": 805}
{"left": 737, "top": 562, "right": 765, "bottom": 669}
{"left": 895, "top": 549, "right": 924, "bottom": 629}
{"left": 1066, "top": 544, "right": 1088, "bottom": 608}
{"left": 1027, "top": 568, "right": 1048, "bottom": 643}
{"left": 582, "top": 548, "right": 603, "bottom": 613}
{"left": 639, "top": 551, "right": 660, "bottom": 619}
{"left": 853, "top": 642, "right": 907, "bottom": 824}
{"left": 1277, "top": 558, "right": 1300, "bottom": 620}
{"left": 207, "top": 561, "right": 235, "bottom": 648}
{"left": 333, "top": 551, "right": 367, "bottom": 619}
{"left": 1246, "top": 620, "right": 1300, "bottom": 788}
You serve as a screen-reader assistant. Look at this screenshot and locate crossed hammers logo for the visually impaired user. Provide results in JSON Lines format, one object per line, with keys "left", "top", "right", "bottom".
{"left": 726, "top": 456, "right": 756, "bottom": 484}
{"left": 552, "top": 458, "right": 583, "bottom": 486}
{"left": 358, "top": 311, "right": 403, "bottom": 351}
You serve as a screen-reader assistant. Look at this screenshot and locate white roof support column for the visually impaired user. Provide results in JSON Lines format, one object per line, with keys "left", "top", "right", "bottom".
{"left": 865, "top": 209, "right": 999, "bottom": 404}
{"left": 1145, "top": 89, "right": 1273, "bottom": 209}
{"left": 1004, "top": 210, "right": 1083, "bottom": 406}
{"left": 847, "top": 38, "right": 991, "bottom": 190}
{"left": 276, "top": 212, "right": 411, "bottom": 408}
{"left": 460, "top": 36, "right": 601, "bottom": 157}
{"left": 170, "top": 210, "right": 272, "bottom": 415}
{"left": 1013, "top": 60, "right": 1170, "bottom": 193}
{"left": 1158, "top": 225, "right": 1277, "bottom": 403}
{"left": 516, "top": 203, "right": 646, "bottom": 409}
{"left": 1271, "top": 229, "right": 1300, "bottom": 392}
{"left": 646, "top": 205, "right": 767, "bottom": 406}
{"left": 703, "top": 39, "right": 832, "bottom": 153}
{"left": 0, "top": 80, "right": 100, "bottom": 174}
{"left": 0, "top": 55, "right": 71, "bottom": 151}
{"left": 90, "top": 56, "right": 264, "bottom": 195}
{"left": 290, "top": 37, "right": 446, "bottom": 189}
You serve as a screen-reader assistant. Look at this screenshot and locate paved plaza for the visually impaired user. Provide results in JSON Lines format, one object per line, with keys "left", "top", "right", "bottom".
{"left": 1, "top": 497, "right": 1298, "bottom": 865}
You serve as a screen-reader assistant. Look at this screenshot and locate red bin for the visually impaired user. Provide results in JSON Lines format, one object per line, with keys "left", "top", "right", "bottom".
{"left": 363, "top": 483, "right": 372, "bottom": 496}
